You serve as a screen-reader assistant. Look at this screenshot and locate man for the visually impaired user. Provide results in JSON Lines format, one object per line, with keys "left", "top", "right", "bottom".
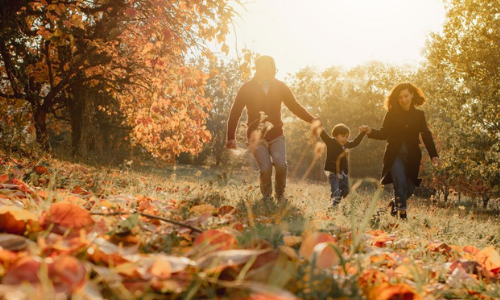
{"left": 226, "top": 55, "right": 319, "bottom": 201}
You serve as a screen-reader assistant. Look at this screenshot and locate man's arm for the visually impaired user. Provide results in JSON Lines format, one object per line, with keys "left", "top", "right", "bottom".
{"left": 281, "top": 83, "right": 315, "bottom": 123}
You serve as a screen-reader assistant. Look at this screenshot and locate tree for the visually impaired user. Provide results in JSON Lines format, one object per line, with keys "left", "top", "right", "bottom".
{"left": 0, "top": 0, "right": 241, "bottom": 161}
{"left": 424, "top": 0, "right": 500, "bottom": 203}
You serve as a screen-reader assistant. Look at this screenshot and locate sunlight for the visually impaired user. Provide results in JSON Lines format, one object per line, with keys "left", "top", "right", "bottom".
{"left": 228, "top": 0, "right": 446, "bottom": 78}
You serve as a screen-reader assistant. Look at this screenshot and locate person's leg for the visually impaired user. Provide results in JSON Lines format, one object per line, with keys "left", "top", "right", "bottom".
{"left": 252, "top": 141, "right": 273, "bottom": 198}
{"left": 329, "top": 173, "right": 341, "bottom": 206}
{"left": 391, "top": 156, "right": 408, "bottom": 212}
{"left": 406, "top": 175, "right": 416, "bottom": 199}
{"left": 269, "top": 136, "right": 287, "bottom": 200}
{"left": 339, "top": 175, "right": 350, "bottom": 199}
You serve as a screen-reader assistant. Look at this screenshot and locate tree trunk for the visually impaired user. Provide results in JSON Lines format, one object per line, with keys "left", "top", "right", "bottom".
{"left": 482, "top": 193, "right": 490, "bottom": 209}
{"left": 69, "top": 84, "right": 100, "bottom": 157}
{"left": 34, "top": 107, "right": 50, "bottom": 151}
{"left": 442, "top": 185, "right": 449, "bottom": 202}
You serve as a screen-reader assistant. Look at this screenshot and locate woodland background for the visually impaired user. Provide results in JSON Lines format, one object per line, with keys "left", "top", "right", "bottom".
{"left": 1, "top": 0, "right": 499, "bottom": 205}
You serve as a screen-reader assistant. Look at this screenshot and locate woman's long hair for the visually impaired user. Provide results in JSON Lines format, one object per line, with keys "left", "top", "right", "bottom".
{"left": 384, "top": 83, "right": 426, "bottom": 111}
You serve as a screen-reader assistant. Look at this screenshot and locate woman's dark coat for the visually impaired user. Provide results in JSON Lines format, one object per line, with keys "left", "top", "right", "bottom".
{"left": 368, "top": 108, "right": 438, "bottom": 186}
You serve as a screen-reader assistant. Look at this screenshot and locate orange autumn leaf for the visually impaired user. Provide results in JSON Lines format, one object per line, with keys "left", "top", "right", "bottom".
{"left": 190, "top": 204, "right": 217, "bottom": 215}
{"left": 358, "top": 269, "right": 389, "bottom": 289}
{"left": 2, "top": 255, "right": 87, "bottom": 293}
{"left": 367, "top": 282, "right": 423, "bottom": 300}
{"left": 0, "top": 249, "right": 20, "bottom": 265}
{"left": 299, "top": 232, "right": 336, "bottom": 259}
{"left": 0, "top": 206, "right": 38, "bottom": 235}
{"left": 150, "top": 256, "right": 172, "bottom": 279}
{"left": 9, "top": 179, "right": 30, "bottom": 193}
{"left": 218, "top": 205, "right": 238, "bottom": 215}
{"left": 475, "top": 247, "right": 500, "bottom": 274}
{"left": 2, "top": 256, "right": 41, "bottom": 285}
{"left": 34, "top": 165, "right": 48, "bottom": 175}
{"left": 0, "top": 174, "right": 9, "bottom": 183}
{"left": 193, "top": 229, "right": 238, "bottom": 253}
{"left": 196, "top": 249, "right": 272, "bottom": 274}
{"left": 41, "top": 202, "right": 94, "bottom": 233}
{"left": 72, "top": 185, "right": 90, "bottom": 196}
{"left": 312, "top": 242, "right": 341, "bottom": 269}
{"left": 463, "top": 245, "right": 480, "bottom": 256}
{"left": 368, "top": 232, "right": 395, "bottom": 248}
{"left": 48, "top": 255, "right": 87, "bottom": 293}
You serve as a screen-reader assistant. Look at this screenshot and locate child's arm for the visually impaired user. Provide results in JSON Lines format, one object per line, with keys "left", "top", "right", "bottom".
{"left": 346, "top": 131, "right": 366, "bottom": 148}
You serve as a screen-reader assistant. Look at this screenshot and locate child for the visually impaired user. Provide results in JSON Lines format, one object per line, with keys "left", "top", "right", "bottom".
{"left": 320, "top": 123, "right": 367, "bottom": 206}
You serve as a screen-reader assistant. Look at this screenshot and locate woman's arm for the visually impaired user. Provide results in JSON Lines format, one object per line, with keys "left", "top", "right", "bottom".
{"left": 420, "top": 111, "right": 439, "bottom": 159}
{"left": 367, "top": 112, "right": 391, "bottom": 140}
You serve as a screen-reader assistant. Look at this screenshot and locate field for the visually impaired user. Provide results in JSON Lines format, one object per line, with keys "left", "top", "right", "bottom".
{"left": 0, "top": 153, "right": 499, "bottom": 299}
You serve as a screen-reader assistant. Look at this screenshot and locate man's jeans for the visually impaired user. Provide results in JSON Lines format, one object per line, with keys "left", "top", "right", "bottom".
{"left": 328, "top": 173, "right": 349, "bottom": 206}
{"left": 252, "top": 136, "right": 287, "bottom": 200}
{"left": 391, "top": 155, "right": 415, "bottom": 211}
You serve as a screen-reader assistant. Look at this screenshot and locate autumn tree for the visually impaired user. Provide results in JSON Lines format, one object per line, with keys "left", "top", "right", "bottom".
{"left": 0, "top": 0, "right": 241, "bottom": 161}
{"left": 424, "top": 0, "right": 500, "bottom": 205}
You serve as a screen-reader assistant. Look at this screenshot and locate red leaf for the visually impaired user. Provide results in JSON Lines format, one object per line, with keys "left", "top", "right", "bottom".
{"left": 193, "top": 229, "right": 238, "bottom": 253}
{"left": 0, "top": 206, "right": 38, "bottom": 235}
{"left": 41, "top": 202, "right": 94, "bottom": 233}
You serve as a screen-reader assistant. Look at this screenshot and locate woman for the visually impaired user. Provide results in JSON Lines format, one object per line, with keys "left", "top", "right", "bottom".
{"left": 361, "top": 83, "right": 440, "bottom": 219}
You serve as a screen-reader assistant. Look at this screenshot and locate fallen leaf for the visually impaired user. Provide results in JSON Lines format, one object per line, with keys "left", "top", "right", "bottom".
{"left": 475, "top": 247, "right": 500, "bottom": 274}
{"left": 196, "top": 249, "right": 271, "bottom": 273}
{"left": 0, "top": 206, "right": 38, "bottom": 235}
{"left": 299, "top": 232, "right": 336, "bottom": 259}
{"left": 367, "top": 282, "right": 423, "bottom": 300}
{"left": 0, "top": 233, "right": 31, "bottom": 251}
{"left": 193, "top": 229, "right": 238, "bottom": 253}
{"left": 312, "top": 242, "right": 341, "bottom": 269}
{"left": 41, "top": 202, "right": 94, "bottom": 234}
{"left": 190, "top": 204, "right": 217, "bottom": 215}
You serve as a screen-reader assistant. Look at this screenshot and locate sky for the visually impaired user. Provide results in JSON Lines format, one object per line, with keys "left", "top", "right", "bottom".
{"left": 223, "top": 0, "right": 446, "bottom": 80}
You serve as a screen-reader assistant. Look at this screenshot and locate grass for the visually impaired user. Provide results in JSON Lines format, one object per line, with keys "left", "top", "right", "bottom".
{"left": 124, "top": 161, "right": 500, "bottom": 250}
{"left": 2, "top": 153, "right": 500, "bottom": 299}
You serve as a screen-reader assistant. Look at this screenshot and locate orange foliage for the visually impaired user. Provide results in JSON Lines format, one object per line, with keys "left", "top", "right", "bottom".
{"left": 0, "top": 206, "right": 38, "bottom": 235}
{"left": 40, "top": 202, "right": 94, "bottom": 234}
{"left": 193, "top": 229, "right": 238, "bottom": 253}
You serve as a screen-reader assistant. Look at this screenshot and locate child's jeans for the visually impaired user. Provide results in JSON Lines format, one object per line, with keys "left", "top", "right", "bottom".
{"left": 328, "top": 173, "right": 349, "bottom": 206}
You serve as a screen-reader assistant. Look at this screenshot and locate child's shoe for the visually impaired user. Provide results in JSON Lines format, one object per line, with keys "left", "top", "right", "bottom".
{"left": 388, "top": 199, "right": 397, "bottom": 217}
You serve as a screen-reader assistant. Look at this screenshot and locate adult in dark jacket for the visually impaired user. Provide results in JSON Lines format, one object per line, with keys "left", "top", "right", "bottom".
{"left": 361, "top": 83, "right": 440, "bottom": 219}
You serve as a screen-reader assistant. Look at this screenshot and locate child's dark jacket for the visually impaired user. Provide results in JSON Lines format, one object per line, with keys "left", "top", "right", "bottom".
{"left": 320, "top": 130, "right": 366, "bottom": 175}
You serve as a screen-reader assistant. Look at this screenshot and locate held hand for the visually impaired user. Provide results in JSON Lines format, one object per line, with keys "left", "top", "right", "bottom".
{"left": 359, "top": 125, "right": 372, "bottom": 134}
{"left": 226, "top": 140, "right": 237, "bottom": 150}
{"left": 310, "top": 118, "right": 322, "bottom": 137}
{"left": 432, "top": 157, "right": 440, "bottom": 167}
